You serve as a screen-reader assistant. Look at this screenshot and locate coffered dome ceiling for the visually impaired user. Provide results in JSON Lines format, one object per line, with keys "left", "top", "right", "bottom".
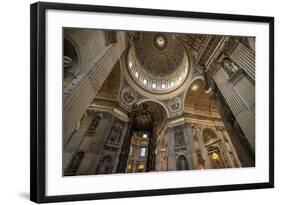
{"left": 127, "top": 32, "right": 189, "bottom": 94}
{"left": 134, "top": 33, "right": 185, "bottom": 77}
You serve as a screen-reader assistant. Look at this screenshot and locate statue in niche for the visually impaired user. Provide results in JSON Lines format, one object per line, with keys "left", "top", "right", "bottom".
{"left": 65, "top": 151, "right": 84, "bottom": 176}
{"left": 109, "top": 128, "right": 120, "bottom": 143}
{"left": 174, "top": 126, "right": 185, "bottom": 145}
{"left": 176, "top": 155, "right": 188, "bottom": 170}
{"left": 175, "top": 132, "right": 185, "bottom": 145}
{"left": 223, "top": 58, "right": 239, "bottom": 74}
{"left": 90, "top": 115, "right": 101, "bottom": 130}
{"left": 108, "top": 122, "right": 123, "bottom": 143}
{"left": 97, "top": 155, "right": 113, "bottom": 174}
{"left": 192, "top": 126, "right": 198, "bottom": 141}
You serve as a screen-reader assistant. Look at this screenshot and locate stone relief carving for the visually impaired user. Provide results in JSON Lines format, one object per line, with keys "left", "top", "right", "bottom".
{"left": 121, "top": 87, "right": 137, "bottom": 105}
{"left": 223, "top": 58, "right": 240, "bottom": 75}
{"left": 168, "top": 97, "right": 182, "bottom": 113}
{"left": 176, "top": 155, "right": 189, "bottom": 170}
{"left": 97, "top": 155, "right": 113, "bottom": 174}
{"left": 174, "top": 126, "right": 186, "bottom": 147}
{"left": 192, "top": 125, "right": 199, "bottom": 141}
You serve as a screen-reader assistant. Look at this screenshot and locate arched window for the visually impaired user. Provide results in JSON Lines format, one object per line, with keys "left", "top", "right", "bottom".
{"left": 97, "top": 155, "right": 113, "bottom": 174}
{"left": 176, "top": 155, "right": 189, "bottom": 171}
{"left": 65, "top": 151, "right": 84, "bottom": 176}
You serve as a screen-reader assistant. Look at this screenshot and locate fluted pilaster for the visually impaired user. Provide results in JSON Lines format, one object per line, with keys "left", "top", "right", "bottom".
{"left": 213, "top": 68, "right": 255, "bottom": 150}
{"left": 64, "top": 43, "right": 126, "bottom": 141}
{"left": 230, "top": 42, "right": 255, "bottom": 81}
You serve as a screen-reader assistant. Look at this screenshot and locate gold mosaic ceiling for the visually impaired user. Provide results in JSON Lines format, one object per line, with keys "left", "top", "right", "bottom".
{"left": 184, "top": 79, "right": 219, "bottom": 117}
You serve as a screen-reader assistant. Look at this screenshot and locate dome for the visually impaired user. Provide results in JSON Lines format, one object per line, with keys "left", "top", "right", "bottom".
{"left": 127, "top": 32, "right": 189, "bottom": 93}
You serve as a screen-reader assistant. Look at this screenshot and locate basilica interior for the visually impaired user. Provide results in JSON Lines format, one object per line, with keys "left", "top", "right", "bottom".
{"left": 63, "top": 29, "right": 256, "bottom": 176}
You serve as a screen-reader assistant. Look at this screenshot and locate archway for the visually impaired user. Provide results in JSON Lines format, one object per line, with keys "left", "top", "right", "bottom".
{"left": 184, "top": 78, "right": 219, "bottom": 117}
{"left": 119, "top": 100, "right": 168, "bottom": 173}
{"left": 202, "top": 128, "right": 225, "bottom": 169}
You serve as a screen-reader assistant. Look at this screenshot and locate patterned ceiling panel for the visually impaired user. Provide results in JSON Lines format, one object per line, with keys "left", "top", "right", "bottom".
{"left": 184, "top": 79, "right": 219, "bottom": 117}
{"left": 133, "top": 32, "right": 185, "bottom": 77}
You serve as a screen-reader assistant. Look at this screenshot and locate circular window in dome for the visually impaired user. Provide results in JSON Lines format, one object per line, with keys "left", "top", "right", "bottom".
{"left": 154, "top": 34, "right": 167, "bottom": 50}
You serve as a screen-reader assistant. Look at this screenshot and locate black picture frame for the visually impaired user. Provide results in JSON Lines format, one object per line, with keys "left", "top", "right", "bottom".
{"left": 30, "top": 1, "right": 274, "bottom": 203}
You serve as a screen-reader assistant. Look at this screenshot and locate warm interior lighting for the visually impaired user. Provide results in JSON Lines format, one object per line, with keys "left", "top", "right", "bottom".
{"left": 140, "top": 147, "right": 146, "bottom": 157}
{"left": 211, "top": 152, "right": 219, "bottom": 160}
{"left": 191, "top": 84, "right": 199, "bottom": 91}
{"left": 156, "top": 36, "right": 166, "bottom": 47}
{"left": 138, "top": 164, "right": 145, "bottom": 169}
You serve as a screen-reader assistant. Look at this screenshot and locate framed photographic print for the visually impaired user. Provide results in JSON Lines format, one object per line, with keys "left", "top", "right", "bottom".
{"left": 30, "top": 1, "right": 274, "bottom": 203}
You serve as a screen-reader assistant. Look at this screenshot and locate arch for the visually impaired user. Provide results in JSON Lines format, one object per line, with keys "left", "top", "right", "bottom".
{"left": 136, "top": 98, "right": 170, "bottom": 118}
{"left": 201, "top": 128, "right": 219, "bottom": 145}
{"left": 183, "top": 75, "right": 205, "bottom": 105}
{"left": 183, "top": 76, "right": 219, "bottom": 116}
{"left": 176, "top": 155, "right": 189, "bottom": 170}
